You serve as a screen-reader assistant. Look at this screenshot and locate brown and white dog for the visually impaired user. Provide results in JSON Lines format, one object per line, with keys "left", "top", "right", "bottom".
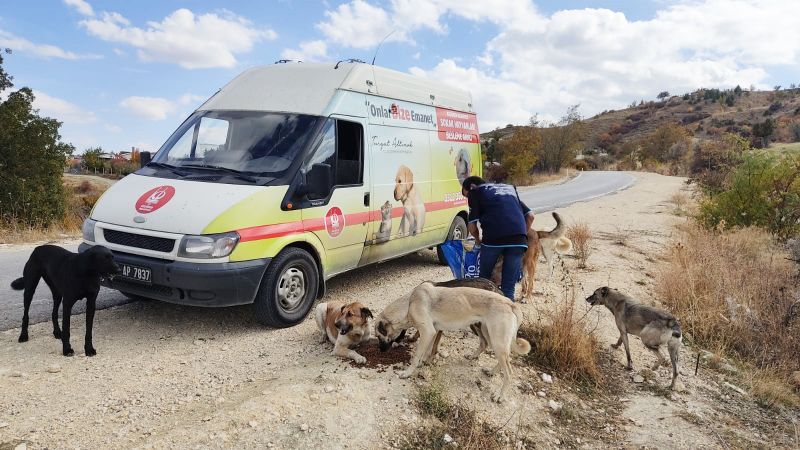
{"left": 315, "top": 301, "right": 374, "bottom": 364}
{"left": 393, "top": 165, "right": 425, "bottom": 236}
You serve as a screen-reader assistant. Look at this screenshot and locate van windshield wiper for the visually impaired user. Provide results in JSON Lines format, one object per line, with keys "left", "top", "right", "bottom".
{"left": 145, "top": 162, "right": 188, "bottom": 177}
{"left": 181, "top": 164, "right": 259, "bottom": 183}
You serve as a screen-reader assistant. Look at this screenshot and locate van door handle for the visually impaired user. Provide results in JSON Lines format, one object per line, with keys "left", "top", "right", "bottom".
{"left": 364, "top": 192, "right": 370, "bottom": 207}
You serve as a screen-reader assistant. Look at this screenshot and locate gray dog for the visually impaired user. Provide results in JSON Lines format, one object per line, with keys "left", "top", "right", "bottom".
{"left": 586, "top": 287, "right": 682, "bottom": 389}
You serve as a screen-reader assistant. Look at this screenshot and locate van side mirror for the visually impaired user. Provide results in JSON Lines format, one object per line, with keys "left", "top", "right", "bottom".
{"left": 140, "top": 151, "right": 152, "bottom": 167}
{"left": 305, "top": 163, "right": 333, "bottom": 199}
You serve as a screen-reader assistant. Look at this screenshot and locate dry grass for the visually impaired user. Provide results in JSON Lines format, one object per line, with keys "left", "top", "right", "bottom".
{"left": 566, "top": 222, "right": 593, "bottom": 268}
{"left": 0, "top": 175, "right": 109, "bottom": 244}
{"left": 749, "top": 369, "right": 800, "bottom": 408}
{"left": 520, "top": 299, "right": 602, "bottom": 386}
{"left": 669, "top": 191, "right": 691, "bottom": 215}
{"left": 513, "top": 168, "right": 575, "bottom": 187}
{"left": 656, "top": 224, "right": 800, "bottom": 405}
{"left": 398, "top": 373, "right": 508, "bottom": 450}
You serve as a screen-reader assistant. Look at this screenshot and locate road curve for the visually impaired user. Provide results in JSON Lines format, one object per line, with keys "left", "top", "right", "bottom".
{"left": 517, "top": 170, "right": 635, "bottom": 213}
{"left": 0, "top": 171, "right": 635, "bottom": 332}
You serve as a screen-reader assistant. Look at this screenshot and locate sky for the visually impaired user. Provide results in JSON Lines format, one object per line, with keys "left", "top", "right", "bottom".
{"left": 1, "top": 0, "right": 798, "bottom": 153}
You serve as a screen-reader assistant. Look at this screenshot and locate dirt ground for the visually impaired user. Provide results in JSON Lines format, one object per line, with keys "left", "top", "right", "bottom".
{"left": 1, "top": 172, "right": 797, "bottom": 449}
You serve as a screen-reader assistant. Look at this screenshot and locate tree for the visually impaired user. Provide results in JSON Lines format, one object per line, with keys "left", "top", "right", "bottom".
{"left": 82, "top": 147, "right": 104, "bottom": 171}
{"left": 0, "top": 50, "right": 74, "bottom": 227}
{"left": 657, "top": 91, "right": 670, "bottom": 101}
{"left": 733, "top": 85, "right": 743, "bottom": 96}
{"left": 496, "top": 117, "right": 540, "bottom": 182}
{"left": 535, "top": 105, "right": 585, "bottom": 172}
{"left": 639, "top": 124, "right": 690, "bottom": 163}
{"left": 752, "top": 118, "right": 775, "bottom": 148}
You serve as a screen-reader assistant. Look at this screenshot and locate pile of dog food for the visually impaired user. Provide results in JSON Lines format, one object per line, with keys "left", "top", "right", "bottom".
{"left": 350, "top": 344, "right": 411, "bottom": 371}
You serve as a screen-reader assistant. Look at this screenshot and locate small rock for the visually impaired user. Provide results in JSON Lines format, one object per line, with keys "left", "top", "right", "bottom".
{"left": 300, "top": 423, "right": 309, "bottom": 432}
{"left": 309, "top": 394, "right": 320, "bottom": 401}
{"left": 222, "top": 345, "right": 230, "bottom": 351}
{"left": 632, "top": 375, "right": 645, "bottom": 383}
{"left": 248, "top": 421, "right": 258, "bottom": 428}
{"left": 0, "top": 421, "right": 9, "bottom": 428}
{"left": 324, "top": 385, "right": 335, "bottom": 393}
{"left": 46, "top": 364, "right": 62, "bottom": 374}
{"left": 541, "top": 373, "right": 553, "bottom": 384}
{"left": 443, "top": 433, "right": 454, "bottom": 444}
{"left": 537, "top": 391, "right": 546, "bottom": 398}
{"left": 14, "top": 443, "right": 27, "bottom": 450}
{"left": 722, "top": 381, "right": 747, "bottom": 395}
{"left": 548, "top": 400, "right": 562, "bottom": 412}
{"left": 358, "top": 372, "right": 372, "bottom": 380}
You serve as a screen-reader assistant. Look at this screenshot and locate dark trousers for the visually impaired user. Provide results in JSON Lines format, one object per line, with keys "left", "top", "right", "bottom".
{"left": 478, "top": 245, "right": 525, "bottom": 301}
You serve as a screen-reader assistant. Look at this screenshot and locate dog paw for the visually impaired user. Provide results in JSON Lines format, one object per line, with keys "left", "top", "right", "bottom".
{"left": 353, "top": 355, "right": 366, "bottom": 364}
{"left": 610, "top": 344, "right": 620, "bottom": 349}
{"left": 482, "top": 367, "right": 494, "bottom": 377}
{"left": 52, "top": 330, "right": 62, "bottom": 339}
{"left": 63, "top": 348, "right": 75, "bottom": 357}
{"left": 398, "top": 369, "right": 414, "bottom": 379}
{"left": 625, "top": 365, "right": 633, "bottom": 371}
{"left": 85, "top": 347, "right": 97, "bottom": 357}
{"left": 18, "top": 333, "right": 29, "bottom": 343}
{"left": 491, "top": 392, "right": 505, "bottom": 403}
{"left": 391, "top": 342, "right": 400, "bottom": 349}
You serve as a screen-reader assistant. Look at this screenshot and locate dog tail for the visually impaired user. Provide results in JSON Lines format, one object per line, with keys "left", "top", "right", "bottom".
{"left": 668, "top": 318, "right": 682, "bottom": 339}
{"left": 512, "top": 337, "right": 531, "bottom": 355}
{"left": 549, "top": 212, "right": 566, "bottom": 237}
{"left": 10, "top": 277, "right": 25, "bottom": 290}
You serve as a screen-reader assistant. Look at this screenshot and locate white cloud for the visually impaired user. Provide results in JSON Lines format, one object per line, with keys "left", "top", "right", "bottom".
{"left": 0, "top": 30, "right": 101, "bottom": 60}
{"left": 64, "top": 0, "right": 95, "bottom": 17}
{"left": 178, "top": 93, "right": 206, "bottom": 106}
{"left": 409, "top": 0, "right": 800, "bottom": 130}
{"left": 112, "top": 48, "right": 126, "bottom": 56}
{"left": 120, "top": 96, "right": 175, "bottom": 120}
{"left": 104, "top": 123, "right": 122, "bottom": 133}
{"left": 316, "top": 1, "right": 397, "bottom": 49}
{"left": 280, "top": 40, "right": 329, "bottom": 62}
{"left": 81, "top": 9, "right": 277, "bottom": 69}
{"left": 32, "top": 91, "right": 97, "bottom": 124}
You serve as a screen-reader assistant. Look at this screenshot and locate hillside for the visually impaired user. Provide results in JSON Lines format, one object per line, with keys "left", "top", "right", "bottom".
{"left": 481, "top": 87, "right": 800, "bottom": 152}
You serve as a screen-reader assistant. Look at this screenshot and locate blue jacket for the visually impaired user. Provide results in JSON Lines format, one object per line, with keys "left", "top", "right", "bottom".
{"left": 467, "top": 183, "right": 531, "bottom": 246}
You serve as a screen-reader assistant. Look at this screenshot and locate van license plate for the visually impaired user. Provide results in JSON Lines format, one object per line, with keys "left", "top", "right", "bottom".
{"left": 119, "top": 263, "right": 152, "bottom": 285}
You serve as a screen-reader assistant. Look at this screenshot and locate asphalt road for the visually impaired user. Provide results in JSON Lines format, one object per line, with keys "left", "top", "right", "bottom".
{"left": 0, "top": 170, "right": 635, "bottom": 332}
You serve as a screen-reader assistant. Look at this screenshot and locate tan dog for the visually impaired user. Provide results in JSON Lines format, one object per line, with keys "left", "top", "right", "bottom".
{"left": 380, "top": 282, "right": 531, "bottom": 402}
{"left": 393, "top": 165, "right": 425, "bottom": 236}
{"left": 492, "top": 212, "right": 573, "bottom": 298}
{"left": 315, "top": 301, "right": 374, "bottom": 364}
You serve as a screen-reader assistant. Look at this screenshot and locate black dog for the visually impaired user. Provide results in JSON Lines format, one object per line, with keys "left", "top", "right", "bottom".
{"left": 11, "top": 245, "right": 119, "bottom": 356}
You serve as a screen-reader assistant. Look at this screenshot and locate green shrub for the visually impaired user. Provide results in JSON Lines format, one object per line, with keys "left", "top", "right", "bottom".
{"left": 698, "top": 152, "right": 800, "bottom": 239}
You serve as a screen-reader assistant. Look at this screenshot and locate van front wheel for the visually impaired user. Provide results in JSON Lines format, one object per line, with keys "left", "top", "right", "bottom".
{"left": 436, "top": 216, "right": 467, "bottom": 265}
{"left": 254, "top": 247, "right": 319, "bottom": 328}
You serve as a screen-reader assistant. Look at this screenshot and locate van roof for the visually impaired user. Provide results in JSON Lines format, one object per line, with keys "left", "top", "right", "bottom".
{"left": 198, "top": 62, "right": 474, "bottom": 115}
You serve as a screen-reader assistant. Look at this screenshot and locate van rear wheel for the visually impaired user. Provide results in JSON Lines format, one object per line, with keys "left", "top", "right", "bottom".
{"left": 436, "top": 216, "right": 467, "bottom": 265}
{"left": 254, "top": 247, "right": 319, "bottom": 328}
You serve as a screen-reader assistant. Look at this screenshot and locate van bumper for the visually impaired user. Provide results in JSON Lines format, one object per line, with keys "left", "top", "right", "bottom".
{"left": 79, "top": 243, "right": 268, "bottom": 307}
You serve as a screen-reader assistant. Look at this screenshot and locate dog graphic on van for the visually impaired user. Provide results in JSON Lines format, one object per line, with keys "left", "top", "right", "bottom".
{"left": 394, "top": 165, "right": 425, "bottom": 236}
{"left": 455, "top": 148, "right": 472, "bottom": 184}
{"left": 373, "top": 201, "right": 393, "bottom": 244}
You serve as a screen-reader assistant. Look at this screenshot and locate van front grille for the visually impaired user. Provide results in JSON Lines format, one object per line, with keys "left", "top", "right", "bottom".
{"left": 103, "top": 229, "right": 175, "bottom": 253}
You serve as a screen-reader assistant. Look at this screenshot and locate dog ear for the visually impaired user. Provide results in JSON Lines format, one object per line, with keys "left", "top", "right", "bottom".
{"left": 361, "top": 307, "right": 373, "bottom": 320}
{"left": 601, "top": 286, "right": 609, "bottom": 296}
{"left": 377, "top": 321, "right": 386, "bottom": 336}
{"left": 341, "top": 304, "right": 346, "bottom": 313}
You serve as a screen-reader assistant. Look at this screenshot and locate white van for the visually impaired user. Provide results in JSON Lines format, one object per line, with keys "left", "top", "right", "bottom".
{"left": 81, "top": 61, "right": 482, "bottom": 327}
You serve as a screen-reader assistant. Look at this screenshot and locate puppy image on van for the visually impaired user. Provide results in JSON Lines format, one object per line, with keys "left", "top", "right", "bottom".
{"left": 586, "top": 287, "right": 682, "bottom": 389}
{"left": 454, "top": 147, "right": 472, "bottom": 184}
{"left": 394, "top": 165, "right": 425, "bottom": 236}
{"left": 372, "top": 200, "right": 393, "bottom": 244}
{"left": 315, "top": 301, "right": 374, "bottom": 364}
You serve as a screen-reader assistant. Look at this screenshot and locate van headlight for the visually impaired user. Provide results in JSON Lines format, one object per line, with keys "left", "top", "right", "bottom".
{"left": 178, "top": 232, "right": 240, "bottom": 259}
{"left": 82, "top": 219, "right": 97, "bottom": 242}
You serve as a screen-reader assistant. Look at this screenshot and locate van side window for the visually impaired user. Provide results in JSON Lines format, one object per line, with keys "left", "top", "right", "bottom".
{"left": 336, "top": 120, "right": 363, "bottom": 186}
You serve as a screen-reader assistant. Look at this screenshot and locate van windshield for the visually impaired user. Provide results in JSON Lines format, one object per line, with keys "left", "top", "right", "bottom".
{"left": 145, "top": 111, "right": 324, "bottom": 184}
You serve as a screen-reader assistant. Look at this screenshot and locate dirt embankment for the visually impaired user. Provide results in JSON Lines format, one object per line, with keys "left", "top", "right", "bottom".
{"left": 1, "top": 172, "right": 796, "bottom": 449}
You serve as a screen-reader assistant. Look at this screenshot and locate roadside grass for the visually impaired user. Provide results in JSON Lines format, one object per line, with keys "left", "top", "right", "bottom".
{"left": 0, "top": 175, "right": 110, "bottom": 244}
{"left": 656, "top": 223, "right": 800, "bottom": 407}
{"left": 397, "top": 372, "right": 508, "bottom": 450}
{"left": 566, "top": 222, "right": 593, "bottom": 269}
{"left": 513, "top": 168, "right": 576, "bottom": 187}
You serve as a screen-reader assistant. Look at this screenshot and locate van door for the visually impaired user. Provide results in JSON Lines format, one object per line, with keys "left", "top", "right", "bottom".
{"left": 301, "top": 117, "right": 370, "bottom": 277}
